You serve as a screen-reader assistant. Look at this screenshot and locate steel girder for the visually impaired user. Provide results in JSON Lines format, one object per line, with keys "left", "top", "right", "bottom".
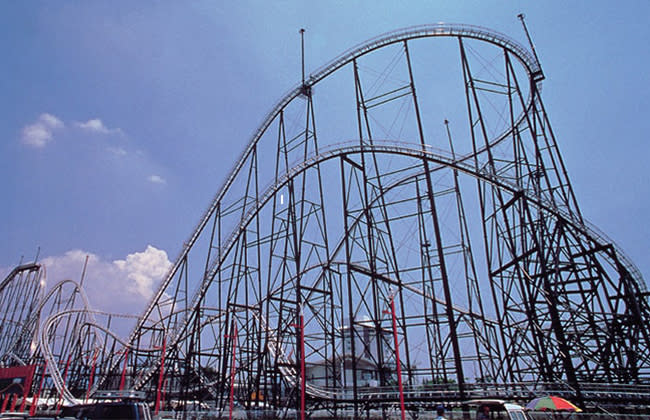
{"left": 24, "top": 23, "right": 649, "bottom": 415}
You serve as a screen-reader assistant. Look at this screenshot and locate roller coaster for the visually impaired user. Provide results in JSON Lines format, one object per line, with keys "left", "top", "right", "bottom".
{"left": 2, "top": 20, "right": 650, "bottom": 418}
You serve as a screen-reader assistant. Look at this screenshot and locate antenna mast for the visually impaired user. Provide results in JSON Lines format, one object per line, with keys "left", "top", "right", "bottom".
{"left": 300, "top": 28, "right": 306, "bottom": 85}
{"left": 517, "top": 13, "right": 544, "bottom": 78}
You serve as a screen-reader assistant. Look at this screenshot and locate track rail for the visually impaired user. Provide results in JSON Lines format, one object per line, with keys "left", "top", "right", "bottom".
{"left": 128, "top": 23, "right": 544, "bottom": 353}
{"left": 129, "top": 140, "right": 647, "bottom": 397}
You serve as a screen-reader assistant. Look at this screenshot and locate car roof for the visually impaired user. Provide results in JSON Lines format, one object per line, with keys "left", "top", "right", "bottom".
{"left": 465, "top": 399, "right": 507, "bottom": 406}
{"left": 464, "top": 399, "right": 526, "bottom": 411}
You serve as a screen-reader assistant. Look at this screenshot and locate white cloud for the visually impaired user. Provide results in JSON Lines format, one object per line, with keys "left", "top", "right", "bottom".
{"left": 21, "top": 113, "right": 65, "bottom": 148}
{"left": 40, "top": 246, "right": 172, "bottom": 313}
{"left": 113, "top": 246, "right": 171, "bottom": 300}
{"left": 148, "top": 174, "right": 166, "bottom": 185}
{"left": 76, "top": 118, "right": 110, "bottom": 134}
{"left": 20, "top": 114, "right": 123, "bottom": 148}
{"left": 39, "top": 113, "right": 65, "bottom": 129}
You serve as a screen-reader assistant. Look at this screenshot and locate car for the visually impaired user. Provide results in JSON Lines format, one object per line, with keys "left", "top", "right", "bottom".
{"left": 462, "top": 399, "right": 531, "bottom": 420}
{"left": 0, "top": 413, "right": 63, "bottom": 420}
{"left": 59, "top": 391, "right": 152, "bottom": 420}
{"left": 0, "top": 413, "right": 30, "bottom": 420}
{"left": 59, "top": 400, "right": 152, "bottom": 420}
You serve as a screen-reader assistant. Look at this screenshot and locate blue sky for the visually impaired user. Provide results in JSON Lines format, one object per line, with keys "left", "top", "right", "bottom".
{"left": 1, "top": 1, "right": 649, "bottom": 311}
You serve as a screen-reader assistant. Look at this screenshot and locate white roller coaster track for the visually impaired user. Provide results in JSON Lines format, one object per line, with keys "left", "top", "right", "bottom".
{"left": 127, "top": 22, "right": 544, "bottom": 360}
{"left": 128, "top": 140, "right": 646, "bottom": 396}
{"left": 118, "top": 23, "right": 645, "bottom": 396}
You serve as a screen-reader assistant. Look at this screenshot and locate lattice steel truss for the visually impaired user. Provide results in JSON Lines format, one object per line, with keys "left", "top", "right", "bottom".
{"left": 6, "top": 22, "right": 650, "bottom": 417}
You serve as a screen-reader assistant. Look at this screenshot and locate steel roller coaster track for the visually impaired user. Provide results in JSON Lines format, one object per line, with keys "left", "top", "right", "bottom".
{"left": 2, "top": 21, "right": 650, "bottom": 417}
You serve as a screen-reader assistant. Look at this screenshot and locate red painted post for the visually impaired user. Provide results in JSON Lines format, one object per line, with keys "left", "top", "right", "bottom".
{"left": 119, "top": 347, "right": 130, "bottom": 391}
{"left": 56, "top": 355, "right": 72, "bottom": 412}
{"left": 161, "top": 378, "right": 168, "bottom": 412}
{"left": 389, "top": 294, "right": 406, "bottom": 420}
{"left": 29, "top": 361, "right": 48, "bottom": 415}
{"left": 289, "top": 305, "right": 306, "bottom": 420}
{"left": 9, "top": 393, "right": 17, "bottom": 411}
{"left": 19, "top": 392, "right": 26, "bottom": 413}
{"left": 299, "top": 306, "right": 305, "bottom": 420}
{"left": 154, "top": 337, "right": 167, "bottom": 414}
{"left": 228, "top": 324, "right": 238, "bottom": 420}
{"left": 19, "top": 383, "right": 26, "bottom": 412}
{"left": 86, "top": 349, "right": 99, "bottom": 402}
{"left": 1, "top": 394, "right": 9, "bottom": 413}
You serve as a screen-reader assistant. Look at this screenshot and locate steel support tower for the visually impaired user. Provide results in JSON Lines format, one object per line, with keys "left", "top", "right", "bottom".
{"left": 5, "top": 22, "right": 650, "bottom": 417}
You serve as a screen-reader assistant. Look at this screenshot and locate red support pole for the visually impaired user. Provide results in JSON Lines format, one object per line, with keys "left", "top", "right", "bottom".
{"left": 119, "top": 347, "right": 130, "bottom": 391}
{"left": 154, "top": 337, "right": 167, "bottom": 414}
{"left": 228, "top": 324, "right": 238, "bottom": 420}
{"left": 9, "top": 394, "right": 17, "bottom": 411}
{"left": 389, "top": 295, "right": 406, "bottom": 420}
{"left": 299, "top": 306, "right": 305, "bottom": 420}
{"left": 29, "top": 361, "right": 48, "bottom": 415}
{"left": 19, "top": 386, "right": 26, "bottom": 412}
{"left": 19, "top": 393, "right": 26, "bottom": 413}
{"left": 86, "top": 349, "right": 99, "bottom": 403}
{"left": 161, "top": 378, "right": 168, "bottom": 412}
{"left": 57, "top": 355, "right": 72, "bottom": 412}
{"left": 1, "top": 394, "right": 9, "bottom": 413}
{"left": 290, "top": 305, "right": 306, "bottom": 420}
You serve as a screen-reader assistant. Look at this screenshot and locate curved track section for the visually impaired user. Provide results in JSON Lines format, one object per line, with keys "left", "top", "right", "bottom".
{"left": 127, "top": 23, "right": 547, "bottom": 357}
{"left": 0, "top": 263, "right": 44, "bottom": 366}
